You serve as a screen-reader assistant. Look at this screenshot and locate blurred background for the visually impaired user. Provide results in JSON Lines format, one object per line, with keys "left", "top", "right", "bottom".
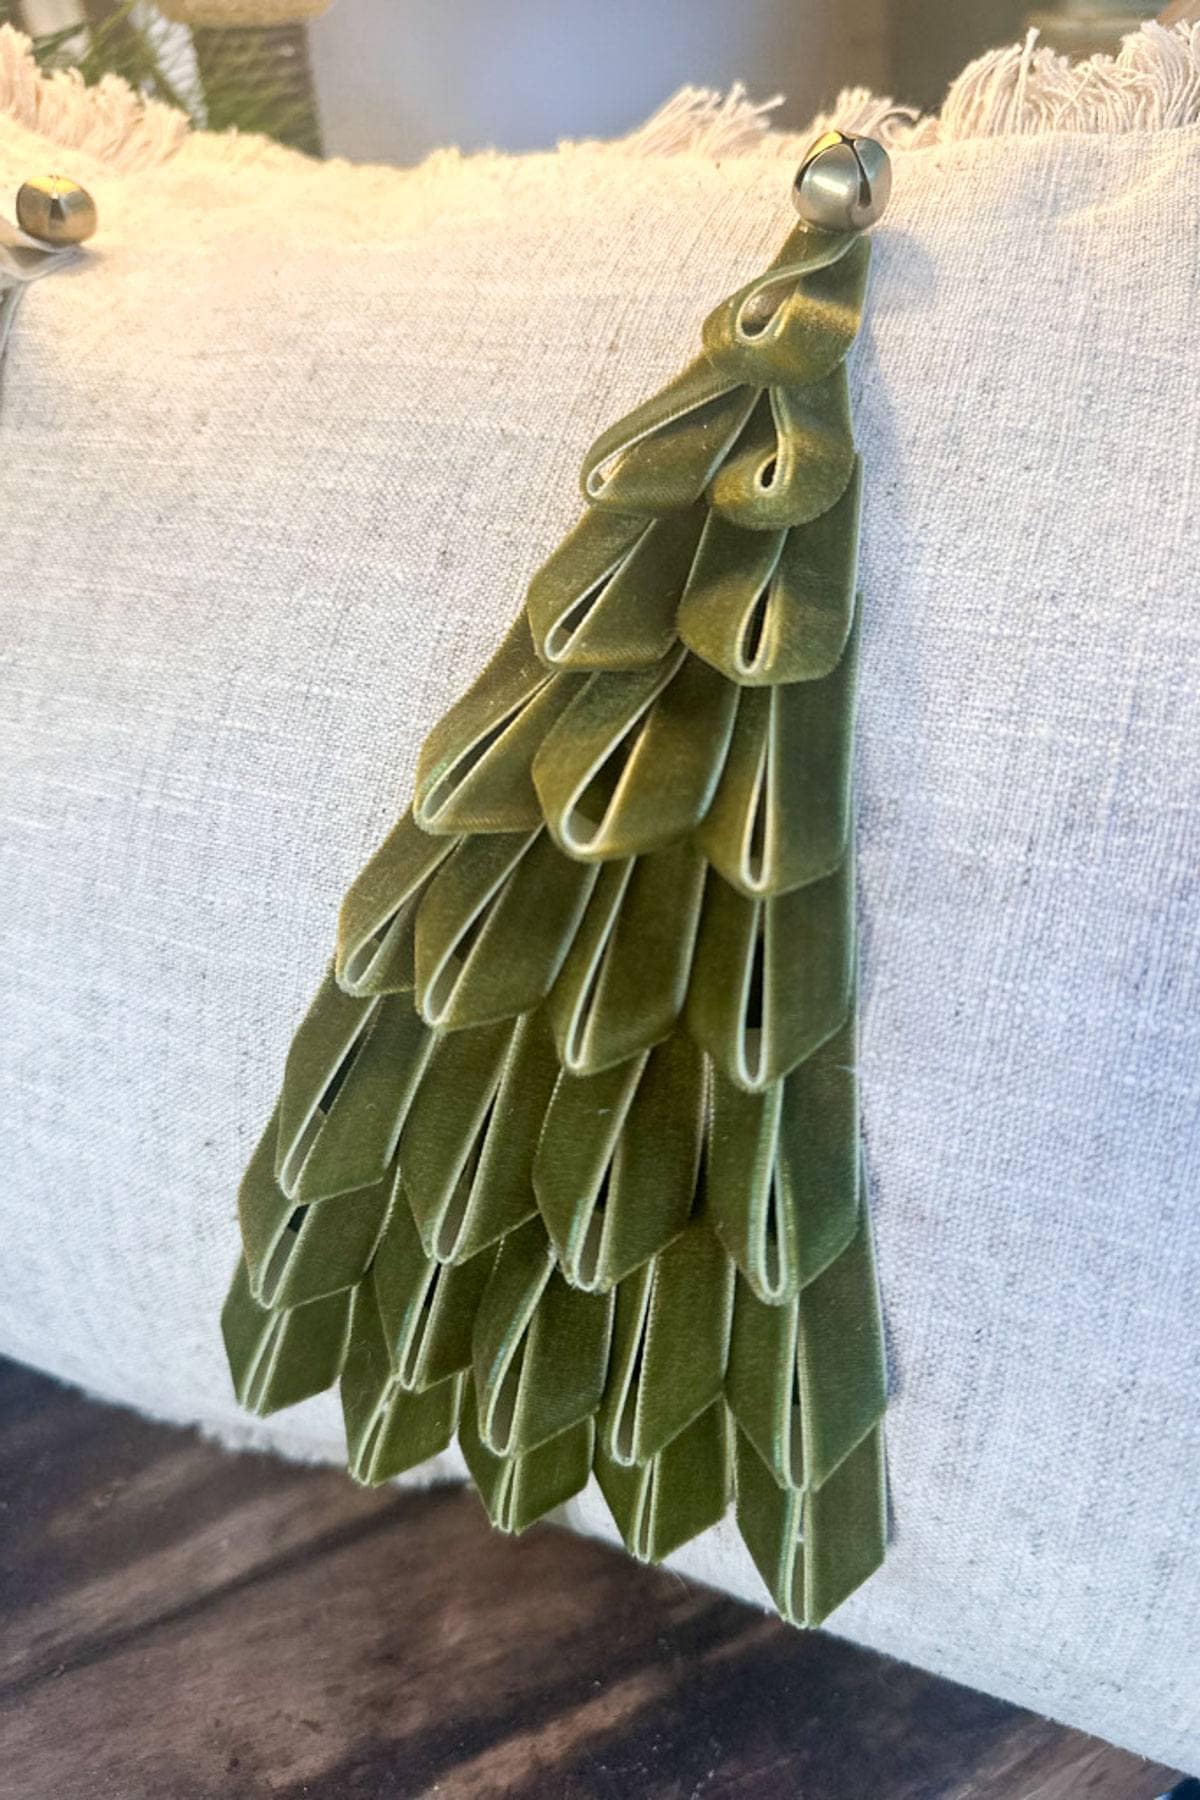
{"left": 2, "top": 0, "right": 1166, "bottom": 163}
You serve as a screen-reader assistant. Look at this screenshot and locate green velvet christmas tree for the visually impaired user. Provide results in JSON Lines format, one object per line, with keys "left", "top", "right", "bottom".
{"left": 223, "top": 191, "right": 888, "bottom": 1627}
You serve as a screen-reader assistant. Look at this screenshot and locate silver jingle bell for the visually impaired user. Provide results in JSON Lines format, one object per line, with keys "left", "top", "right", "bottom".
{"left": 792, "top": 130, "right": 892, "bottom": 233}
{"left": 15, "top": 176, "right": 98, "bottom": 247}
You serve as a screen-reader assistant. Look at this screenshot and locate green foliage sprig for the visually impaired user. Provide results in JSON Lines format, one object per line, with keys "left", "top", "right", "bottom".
{"left": 4, "top": 1, "right": 320, "bottom": 150}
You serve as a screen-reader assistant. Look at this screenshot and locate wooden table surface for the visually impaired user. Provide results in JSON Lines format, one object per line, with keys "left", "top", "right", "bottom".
{"left": 0, "top": 1359, "right": 1182, "bottom": 1800}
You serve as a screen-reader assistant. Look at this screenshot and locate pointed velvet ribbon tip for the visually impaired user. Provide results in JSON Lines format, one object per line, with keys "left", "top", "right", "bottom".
{"left": 224, "top": 188, "right": 889, "bottom": 1628}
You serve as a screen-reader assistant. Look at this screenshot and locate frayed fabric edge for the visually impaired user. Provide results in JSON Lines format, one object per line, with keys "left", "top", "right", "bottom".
{"left": 6, "top": 18, "right": 1200, "bottom": 182}
{"left": 603, "top": 80, "right": 921, "bottom": 159}
{"left": 610, "top": 81, "right": 786, "bottom": 157}
{"left": 599, "top": 19, "right": 1200, "bottom": 154}
{"left": 921, "top": 20, "right": 1200, "bottom": 141}
{"left": 0, "top": 23, "right": 190, "bottom": 171}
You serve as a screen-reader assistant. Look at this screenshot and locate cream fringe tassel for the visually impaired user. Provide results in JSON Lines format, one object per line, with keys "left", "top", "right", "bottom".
{"left": 0, "top": 23, "right": 189, "bottom": 172}
{"left": 7, "top": 16, "right": 1200, "bottom": 343}
{"left": 4, "top": 17, "right": 1200, "bottom": 181}
{"left": 2, "top": 10, "right": 1200, "bottom": 195}
{"left": 915, "top": 20, "right": 1200, "bottom": 140}
{"left": 592, "top": 21, "right": 1200, "bottom": 157}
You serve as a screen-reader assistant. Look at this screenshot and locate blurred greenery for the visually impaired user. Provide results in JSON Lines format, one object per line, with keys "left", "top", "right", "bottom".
{"left": 41, "top": 5, "right": 189, "bottom": 106}
{"left": 1, "top": 1, "right": 321, "bottom": 150}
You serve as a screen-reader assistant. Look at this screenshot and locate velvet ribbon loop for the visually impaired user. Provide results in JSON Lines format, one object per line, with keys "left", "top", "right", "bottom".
{"left": 341, "top": 1283, "right": 463, "bottom": 1485}
{"left": 372, "top": 1197, "right": 494, "bottom": 1392}
{"left": 223, "top": 1263, "right": 353, "bottom": 1419}
{"left": 701, "top": 225, "right": 870, "bottom": 389}
{"left": 472, "top": 1218, "right": 614, "bottom": 1457}
{"left": 687, "top": 860, "right": 855, "bottom": 1092}
{"left": 413, "top": 618, "right": 580, "bottom": 835}
{"left": 533, "top": 651, "right": 738, "bottom": 860}
{"left": 398, "top": 1012, "right": 556, "bottom": 1262}
{"left": 336, "top": 813, "right": 458, "bottom": 997}
{"left": 580, "top": 359, "right": 759, "bottom": 515}
{"left": 239, "top": 1110, "right": 394, "bottom": 1310}
{"left": 547, "top": 842, "right": 705, "bottom": 1075}
{"left": 527, "top": 507, "right": 705, "bottom": 670}
{"left": 696, "top": 607, "right": 859, "bottom": 897}
{"left": 534, "top": 1031, "right": 706, "bottom": 1291}
{"left": 600, "top": 1222, "right": 735, "bottom": 1465}
{"left": 596, "top": 1400, "right": 732, "bottom": 1563}
{"left": 413, "top": 829, "right": 596, "bottom": 1030}
{"left": 678, "top": 467, "right": 861, "bottom": 685}
{"left": 707, "top": 1008, "right": 860, "bottom": 1304}
{"left": 709, "top": 378, "right": 856, "bottom": 532}
{"left": 460, "top": 1380, "right": 595, "bottom": 1535}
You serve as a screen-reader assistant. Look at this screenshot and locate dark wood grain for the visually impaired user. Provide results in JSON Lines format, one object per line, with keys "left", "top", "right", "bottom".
{"left": 0, "top": 1361, "right": 1181, "bottom": 1800}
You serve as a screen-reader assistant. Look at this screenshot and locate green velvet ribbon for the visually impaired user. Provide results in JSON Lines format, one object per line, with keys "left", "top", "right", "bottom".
{"left": 223, "top": 212, "right": 888, "bottom": 1626}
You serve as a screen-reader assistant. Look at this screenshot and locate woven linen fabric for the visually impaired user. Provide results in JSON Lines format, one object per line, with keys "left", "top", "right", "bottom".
{"left": 1, "top": 31, "right": 1198, "bottom": 1767}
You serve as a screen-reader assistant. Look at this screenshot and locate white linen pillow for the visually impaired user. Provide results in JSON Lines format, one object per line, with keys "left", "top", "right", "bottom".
{"left": 1, "top": 22, "right": 1197, "bottom": 1768}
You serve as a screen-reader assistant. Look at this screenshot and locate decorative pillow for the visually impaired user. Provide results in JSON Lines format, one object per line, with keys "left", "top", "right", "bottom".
{"left": 1, "top": 22, "right": 1198, "bottom": 1769}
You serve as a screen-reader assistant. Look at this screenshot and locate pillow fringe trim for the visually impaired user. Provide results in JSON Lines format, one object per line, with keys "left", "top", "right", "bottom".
{"left": 0, "top": 24, "right": 191, "bottom": 172}
{"left": 914, "top": 21, "right": 1200, "bottom": 142}
{"left": 4, "top": 19, "right": 1200, "bottom": 179}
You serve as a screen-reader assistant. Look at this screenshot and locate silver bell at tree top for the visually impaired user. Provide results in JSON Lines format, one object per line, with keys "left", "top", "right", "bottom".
{"left": 792, "top": 131, "right": 892, "bottom": 233}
